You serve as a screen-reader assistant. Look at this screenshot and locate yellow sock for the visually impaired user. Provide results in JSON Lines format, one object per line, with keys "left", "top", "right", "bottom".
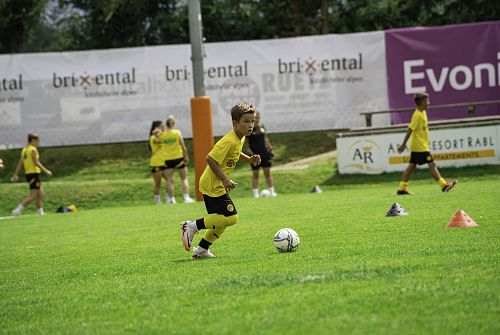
{"left": 438, "top": 178, "right": 447, "bottom": 188}
{"left": 399, "top": 181, "right": 408, "bottom": 190}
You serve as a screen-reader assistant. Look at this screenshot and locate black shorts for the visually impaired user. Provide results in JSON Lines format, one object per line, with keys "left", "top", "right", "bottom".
{"left": 251, "top": 156, "right": 272, "bottom": 170}
{"left": 165, "top": 158, "right": 185, "bottom": 169}
{"left": 25, "top": 173, "right": 41, "bottom": 190}
{"left": 203, "top": 193, "right": 237, "bottom": 217}
{"left": 150, "top": 166, "right": 166, "bottom": 173}
{"left": 410, "top": 152, "right": 434, "bottom": 165}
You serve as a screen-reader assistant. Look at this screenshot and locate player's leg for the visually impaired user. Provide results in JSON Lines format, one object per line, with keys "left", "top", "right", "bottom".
{"left": 178, "top": 166, "right": 194, "bottom": 203}
{"left": 12, "top": 174, "right": 37, "bottom": 216}
{"left": 251, "top": 168, "right": 260, "bottom": 198}
{"left": 428, "top": 161, "right": 457, "bottom": 192}
{"left": 151, "top": 169, "right": 163, "bottom": 204}
{"left": 34, "top": 189, "right": 44, "bottom": 215}
{"left": 397, "top": 163, "right": 416, "bottom": 194}
{"left": 263, "top": 166, "right": 277, "bottom": 196}
{"left": 164, "top": 168, "right": 176, "bottom": 204}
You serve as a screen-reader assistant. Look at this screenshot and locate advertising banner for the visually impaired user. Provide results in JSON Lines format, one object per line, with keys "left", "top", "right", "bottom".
{"left": 337, "top": 124, "right": 500, "bottom": 174}
{"left": 0, "top": 31, "right": 388, "bottom": 148}
{"left": 385, "top": 21, "right": 500, "bottom": 124}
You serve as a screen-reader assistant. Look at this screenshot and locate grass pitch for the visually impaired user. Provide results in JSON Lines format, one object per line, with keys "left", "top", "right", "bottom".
{"left": 0, "top": 176, "right": 498, "bottom": 334}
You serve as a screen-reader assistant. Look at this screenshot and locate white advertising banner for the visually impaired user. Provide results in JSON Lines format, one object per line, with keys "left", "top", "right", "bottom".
{"left": 0, "top": 31, "right": 388, "bottom": 148}
{"left": 337, "top": 125, "right": 500, "bottom": 174}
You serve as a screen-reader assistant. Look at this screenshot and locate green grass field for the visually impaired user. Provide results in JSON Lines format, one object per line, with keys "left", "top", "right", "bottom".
{"left": 1, "top": 163, "right": 499, "bottom": 334}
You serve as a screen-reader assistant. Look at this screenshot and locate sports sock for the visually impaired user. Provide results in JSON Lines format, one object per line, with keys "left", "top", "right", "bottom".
{"left": 252, "top": 188, "right": 259, "bottom": 197}
{"left": 16, "top": 204, "right": 24, "bottom": 212}
{"left": 269, "top": 186, "right": 276, "bottom": 194}
{"left": 37, "top": 208, "right": 45, "bottom": 215}
{"left": 183, "top": 193, "right": 190, "bottom": 200}
{"left": 399, "top": 181, "right": 408, "bottom": 190}
{"left": 204, "top": 214, "right": 238, "bottom": 229}
{"left": 154, "top": 195, "right": 161, "bottom": 204}
{"left": 196, "top": 218, "right": 206, "bottom": 230}
{"left": 438, "top": 178, "right": 447, "bottom": 188}
{"left": 203, "top": 226, "right": 226, "bottom": 244}
{"left": 199, "top": 238, "right": 212, "bottom": 250}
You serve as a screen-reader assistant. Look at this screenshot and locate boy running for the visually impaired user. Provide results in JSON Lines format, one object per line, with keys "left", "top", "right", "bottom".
{"left": 396, "top": 93, "right": 457, "bottom": 194}
{"left": 180, "top": 102, "right": 261, "bottom": 259}
{"left": 11, "top": 133, "right": 53, "bottom": 215}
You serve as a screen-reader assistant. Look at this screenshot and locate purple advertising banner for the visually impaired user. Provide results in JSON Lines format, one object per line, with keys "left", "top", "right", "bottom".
{"left": 385, "top": 21, "right": 500, "bottom": 124}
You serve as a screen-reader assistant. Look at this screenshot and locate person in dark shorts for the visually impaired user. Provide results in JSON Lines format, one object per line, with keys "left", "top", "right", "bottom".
{"left": 11, "top": 133, "right": 53, "bottom": 216}
{"left": 180, "top": 102, "right": 261, "bottom": 259}
{"left": 149, "top": 120, "right": 168, "bottom": 204}
{"left": 247, "top": 111, "right": 277, "bottom": 197}
{"left": 396, "top": 93, "right": 457, "bottom": 195}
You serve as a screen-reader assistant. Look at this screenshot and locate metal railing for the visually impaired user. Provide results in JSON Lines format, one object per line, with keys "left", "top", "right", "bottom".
{"left": 360, "top": 99, "right": 500, "bottom": 127}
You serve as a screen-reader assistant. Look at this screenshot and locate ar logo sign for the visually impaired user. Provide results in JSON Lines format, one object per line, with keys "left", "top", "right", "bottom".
{"left": 346, "top": 139, "right": 384, "bottom": 173}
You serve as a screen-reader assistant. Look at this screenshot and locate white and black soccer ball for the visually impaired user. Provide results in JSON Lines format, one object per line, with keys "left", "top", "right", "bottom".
{"left": 273, "top": 228, "right": 300, "bottom": 252}
{"left": 260, "top": 189, "right": 271, "bottom": 197}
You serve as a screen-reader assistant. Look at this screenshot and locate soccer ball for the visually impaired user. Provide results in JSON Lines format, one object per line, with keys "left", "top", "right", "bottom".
{"left": 260, "top": 189, "right": 271, "bottom": 197}
{"left": 273, "top": 228, "right": 300, "bottom": 252}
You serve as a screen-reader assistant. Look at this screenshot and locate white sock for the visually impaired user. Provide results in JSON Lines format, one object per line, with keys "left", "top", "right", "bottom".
{"left": 189, "top": 220, "right": 198, "bottom": 233}
{"left": 16, "top": 204, "right": 24, "bottom": 212}
{"left": 183, "top": 193, "right": 191, "bottom": 200}
{"left": 167, "top": 196, "right": 176, "bottom": 204}
{"left": 154, "top": 195, "right": 161, "bottom": 204}
{"left": 37, "top": 208, "right": 45, "bottom": 215}
{"left": 269, "top": 186, "right": 276, "bottom": 194}
{"left": 252, "top": 188, "right": 260, "bottom": 198}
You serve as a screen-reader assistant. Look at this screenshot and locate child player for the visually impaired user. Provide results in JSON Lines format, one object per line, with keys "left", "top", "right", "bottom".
{"left": 180, "top": 102, "right": 261, "bottom": 259}
{"left": 11, "top": 133, "right": 53, "bottom": 215}
{"left": 396, "top": 93, "right": 457, "bottom": 194}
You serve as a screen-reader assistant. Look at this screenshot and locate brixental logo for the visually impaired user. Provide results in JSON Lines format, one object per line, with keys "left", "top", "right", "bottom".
{"left": 166, "top": 61, "right": 248, "bottom": 81}
{"left": 53, "top": 68, "right": 136, "bottom": 89}
{"left": 278, "top": 54, "right": 363, "bottom": 74}
{"left": 0, "top": 74, "right": 23, "bottom": 91}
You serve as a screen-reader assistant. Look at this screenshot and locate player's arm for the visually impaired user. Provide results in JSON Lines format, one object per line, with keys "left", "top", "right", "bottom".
{"left": 206, "top": 155, "right": 237, "bottom": 190}
{"left": 240, "top": 152, "right": 261, "bottom": 165}
{"left": 397, "top": 128, "right": 413, "bottom": 153}
{"left": 32, "top": 150, "right": 53, "bottom": 176}
{"left": 153, "top": 129, "right": 162, "bottom": 144}
{"left": 10, "top": 154, "right": 23, "bottom": 182}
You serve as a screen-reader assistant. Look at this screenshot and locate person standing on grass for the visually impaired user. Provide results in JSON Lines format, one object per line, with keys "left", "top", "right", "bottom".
{"left": 11, "top": 133, "right": 53, "bottom": 216}
{"left": 180, "top": 102, "right": 261, "bottom": 259}
{"left": 149, "top": 120, "right": 168, "bottom": 205}
{"left": 161, "top": 115, "right": 195, "bottom": 204}
{"left": 396, "top": 92, "right": 457, "bottom": 195}
{"left": 246, "top": 111, "right": 277, "bottom": 198}
{"left": 0, "top": 158, "right": 4, "bottom": 172}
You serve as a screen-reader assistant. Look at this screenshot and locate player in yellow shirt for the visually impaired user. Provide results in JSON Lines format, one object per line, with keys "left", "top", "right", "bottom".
{"left": 396, "top": 93, "right": 457, "bottom": 194}
{"left": 180, "top": 102, "right": 261, "bottom": 259}
{"left": 11, "top": 133, "right": 53, "bottom": 216}
{"left": 160, "top": 115, "right": 195, "bottom": 204}
{"left": 149, "top": 120, "right": 168, "bottom": 204}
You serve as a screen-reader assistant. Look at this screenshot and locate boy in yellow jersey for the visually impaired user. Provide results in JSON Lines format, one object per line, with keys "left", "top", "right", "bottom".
{"left": 161, "top": 115, "right": 195, "bottom": 204}
{"left": 180, "top": 102, "right": 261, "bottom": 259}
{"left": 396, "top": 93, "right": 457, "bottom": 194}
{"left": 11, "top": 133, "right": 53, "bottom": 216}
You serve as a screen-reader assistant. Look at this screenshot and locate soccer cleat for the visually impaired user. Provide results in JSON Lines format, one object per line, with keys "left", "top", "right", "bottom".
{"left": 183, "top": 197, "right": 195, "bottom": 203}
{"left": 180, "top": 221, "right": 197, "bottom": 251}
{"left": 192, "top": 246, "right": 215, "bottom": 259}
{"left": 396, "top": 189, "right": 412, "bottom": 195}
{"left": 442, "top": 180, "right": 458, "bottom": 192}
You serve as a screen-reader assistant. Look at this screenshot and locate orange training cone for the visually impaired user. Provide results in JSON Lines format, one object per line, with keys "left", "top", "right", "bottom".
{"left": 446, "top": 210, "right": 478, "bottom": 228}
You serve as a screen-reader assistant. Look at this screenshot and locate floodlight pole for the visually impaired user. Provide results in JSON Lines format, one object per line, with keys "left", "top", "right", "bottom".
{"left": 188, "top": 0, "right": 214, "bottom": 201}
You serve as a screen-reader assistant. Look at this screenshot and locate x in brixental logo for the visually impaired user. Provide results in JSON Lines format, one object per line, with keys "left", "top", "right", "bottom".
{"left": 80, "top": 72, "right": 91, "bottom": 87}
{"left": 305, "top": 58, "right": 316, "bottom": 74}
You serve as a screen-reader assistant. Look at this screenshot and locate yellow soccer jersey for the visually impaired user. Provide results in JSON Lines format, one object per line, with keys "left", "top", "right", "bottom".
{"left": 149, "top": 135, "right": 167, "bottom": 167}
{"left": 408, "top": 109, "right": 430, "bottom": 152}
{"left": 160, "top": 129, "right": 184, "bottom": 160}
{"left": 199, "top": 130, "right": 245, "bottom": 197}
{"left": 22, "top": 145, "right": 41, "bottom": 174}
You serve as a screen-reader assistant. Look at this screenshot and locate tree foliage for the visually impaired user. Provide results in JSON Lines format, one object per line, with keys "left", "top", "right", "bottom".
{"left": 0, "top": 0, "right": 498, "bottom": 53}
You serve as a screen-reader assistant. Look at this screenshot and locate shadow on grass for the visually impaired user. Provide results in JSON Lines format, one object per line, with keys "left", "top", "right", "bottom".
{"left": 321, "top": 164, "right": 500, "bottom": 186}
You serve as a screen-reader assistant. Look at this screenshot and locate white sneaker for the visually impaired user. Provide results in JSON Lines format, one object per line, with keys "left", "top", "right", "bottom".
{"left": 184, "top": 197, "right": 195, "bottom": 203}
{"left": 180, "top": 221, "right": 197, "bottom": 251}
{"left": 167, "top": 197, "right": 176, "bottom": 204}
{"left": 192, "top": 246, "right": 215, "bottom": 259}
{"left": 270, "top": 192, "right": 278, "bottom": 197}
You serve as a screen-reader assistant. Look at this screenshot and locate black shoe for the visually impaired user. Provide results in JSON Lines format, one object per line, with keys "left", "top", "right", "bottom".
{"left": 396, "top": 189, "right": 412, "bottom": 195}
{"left": 442, "top": 180, "right": 457, "bottom": 192}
